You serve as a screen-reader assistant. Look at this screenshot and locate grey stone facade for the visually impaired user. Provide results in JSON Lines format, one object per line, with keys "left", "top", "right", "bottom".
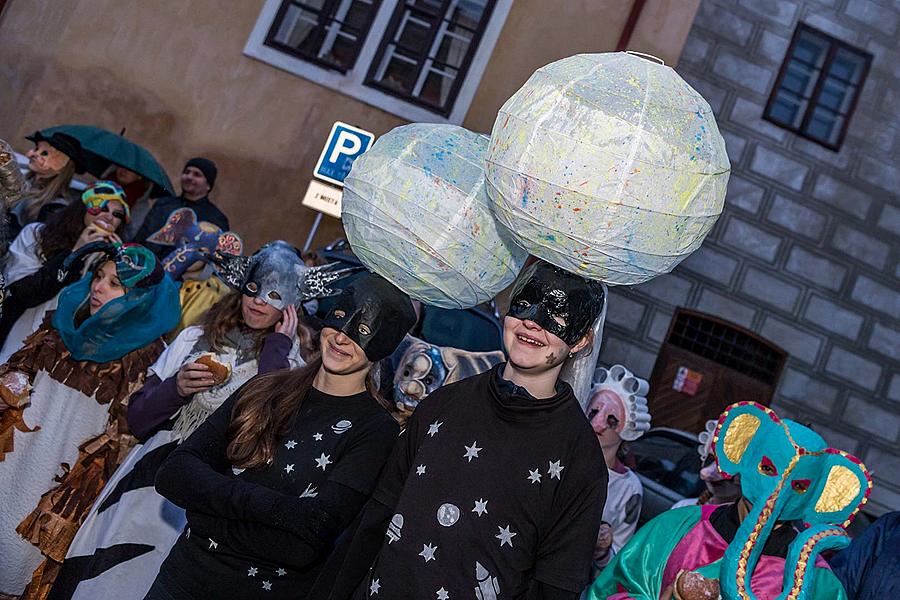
{"left": 598, "top": 0, "right": 900, "bottom": 514}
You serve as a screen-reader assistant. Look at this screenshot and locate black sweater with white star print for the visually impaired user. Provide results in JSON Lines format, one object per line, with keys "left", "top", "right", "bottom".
{"left": 314, "top": 365, "right": 608, "bottom": 600}
{"left": 152, "top": 386, "right": 399, "bottom": 599}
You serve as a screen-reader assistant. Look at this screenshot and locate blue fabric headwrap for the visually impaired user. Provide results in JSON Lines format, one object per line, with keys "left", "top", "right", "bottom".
{"left": 53, "top": 245, "right": 181, "bottom": 362}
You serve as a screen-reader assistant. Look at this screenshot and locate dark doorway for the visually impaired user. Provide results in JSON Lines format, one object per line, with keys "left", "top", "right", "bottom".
{"left": 648, "top": 308, "right": 788, "bottom": 433}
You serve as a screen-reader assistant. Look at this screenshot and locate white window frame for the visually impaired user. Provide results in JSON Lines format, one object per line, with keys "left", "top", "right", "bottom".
{"left": 244, "top": 0, "right": 513, "bottom": 124}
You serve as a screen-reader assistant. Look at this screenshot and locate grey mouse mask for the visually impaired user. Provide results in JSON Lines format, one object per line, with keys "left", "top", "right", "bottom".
{"left": 214, "top": 240, "right": 356, "bottom": 309}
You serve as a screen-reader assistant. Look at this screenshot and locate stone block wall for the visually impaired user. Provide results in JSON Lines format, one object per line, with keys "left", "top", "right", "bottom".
{"left": 598, "top": 0, "right": 900, "bottom": 514}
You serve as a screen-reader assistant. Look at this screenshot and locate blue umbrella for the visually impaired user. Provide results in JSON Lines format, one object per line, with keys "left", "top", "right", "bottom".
{"left": 31, "top": 125, "right": 174, "bottom": 196}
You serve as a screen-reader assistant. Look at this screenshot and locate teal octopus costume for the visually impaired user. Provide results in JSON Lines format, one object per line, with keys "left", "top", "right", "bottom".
{"left": 588, "top": 401, "right": 872, "bottom": 600}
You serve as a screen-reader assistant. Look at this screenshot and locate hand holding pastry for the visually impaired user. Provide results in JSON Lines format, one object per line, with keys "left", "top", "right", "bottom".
{"left": 195, "top": 354, "right": 232, "bottom": 386}
{"left": 73, "top": 225, "right": 109, "bottom": 251}
{"left": 673, "top": 569, "right": 721, "bottom": 600}
{"left": 0, "top": 371, "right": 31, "bottom": 412}
{"left": 175, "top": 358, "right": 225, "bottom": 397}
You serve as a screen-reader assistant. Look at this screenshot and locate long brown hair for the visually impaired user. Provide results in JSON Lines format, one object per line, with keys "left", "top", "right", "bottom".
{"left": 18, "top": 163, "right": 76, "bottom": 221}
{"left": 201, "top": 292, "right": 317, "bottom": 356}
{"left": 226, "top": 353, "right": 391, "bottom": 469}
{"left": 201, "top": 292, "right": 248, "bottom": 352}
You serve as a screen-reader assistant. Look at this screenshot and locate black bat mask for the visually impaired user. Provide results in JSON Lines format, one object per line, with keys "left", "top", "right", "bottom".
{"left": 506, "top": 261, "right": 606, "bottom": 346}
{"left": 322, "top": 274, "right": 417, "bottom": 362}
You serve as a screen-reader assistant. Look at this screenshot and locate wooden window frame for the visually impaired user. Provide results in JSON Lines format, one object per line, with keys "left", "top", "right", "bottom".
{"left": 763, "top": 23, "right": 873, "bottom": 152}
{"left": 364, "top": 0, "right": 498, "bottom": 117}
{"left": 264, "top": 0, "right": 383, "bottom": 74}
{"left": 245, "top": 0, "right": 513, "bottom": 124}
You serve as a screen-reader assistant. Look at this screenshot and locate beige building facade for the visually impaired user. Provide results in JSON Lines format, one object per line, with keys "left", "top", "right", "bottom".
{"left": 0, "top": 0, "right": 698, "bottom": 251}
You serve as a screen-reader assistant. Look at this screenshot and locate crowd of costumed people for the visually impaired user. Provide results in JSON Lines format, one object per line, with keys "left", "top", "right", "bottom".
{"left": 0, "top": 50, "right": 888, "bottom": 600}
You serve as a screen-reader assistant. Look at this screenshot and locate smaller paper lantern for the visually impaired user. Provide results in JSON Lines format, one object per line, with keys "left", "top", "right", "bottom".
{"left": 342, "top": 123, "right": 527, "bottom": 309}
{"left": 485, "top": 52, "right": 731, "bottom": 285}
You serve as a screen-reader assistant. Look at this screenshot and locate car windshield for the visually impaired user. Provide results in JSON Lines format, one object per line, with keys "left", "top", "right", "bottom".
{"left": 629, "top": 432, "right": 705, "bottom": 498}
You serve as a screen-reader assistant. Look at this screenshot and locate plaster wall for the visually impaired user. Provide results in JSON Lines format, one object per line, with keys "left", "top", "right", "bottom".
{"left": 0, "top": 0, "right": 697, "bottom": 250}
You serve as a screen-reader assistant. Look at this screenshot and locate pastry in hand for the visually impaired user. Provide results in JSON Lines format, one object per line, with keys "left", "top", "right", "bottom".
{"left": 674, "top": 569, "right": 720, "bottom": 600}
{"left": 195, "top": 354, "right": 232, "bottom": 386}
{"left": 0, "top": 371, "right": 31, "bottom": 410}
{"left": 92, "top": 221, "right": 115, "bottom": 236}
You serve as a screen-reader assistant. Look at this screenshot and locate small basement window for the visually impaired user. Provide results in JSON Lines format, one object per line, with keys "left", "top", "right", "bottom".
{"left": 764, "top": 23, "right": 872, "bottom": 151}
{"left": 667, "top": 310, "right": 785, "bottom": 386}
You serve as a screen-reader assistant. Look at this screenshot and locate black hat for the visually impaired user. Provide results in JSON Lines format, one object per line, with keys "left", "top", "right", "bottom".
{"left": 26, "top": 131, "right": 85, "bottom": 173}
{"left": 184, "top": 157, "right": 217, "bottom": 190}
{"left": 322, "top": 273, "right": 417, "bottom": 362}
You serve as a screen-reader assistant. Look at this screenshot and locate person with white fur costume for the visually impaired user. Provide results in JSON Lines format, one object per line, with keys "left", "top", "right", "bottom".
{"left": 584, "top": 365, "right": 651, "bottom": 578}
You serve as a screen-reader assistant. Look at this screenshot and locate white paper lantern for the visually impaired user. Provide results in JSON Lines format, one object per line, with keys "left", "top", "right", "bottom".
{"left": 485, "top": 52, "right": 731, "bottom": 285}
{"left": 342, "top": 123, "right": 527, "bottom": 309}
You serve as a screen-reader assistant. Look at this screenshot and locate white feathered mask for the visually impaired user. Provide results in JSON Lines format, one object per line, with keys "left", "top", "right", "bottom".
{"left": 588, "top": 364, "right": 651, "bottom": 441}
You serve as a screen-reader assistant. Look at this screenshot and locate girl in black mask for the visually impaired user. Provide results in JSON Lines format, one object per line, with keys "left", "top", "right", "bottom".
{"left": 144, "top": 274, "right": 416, "bottom": 600}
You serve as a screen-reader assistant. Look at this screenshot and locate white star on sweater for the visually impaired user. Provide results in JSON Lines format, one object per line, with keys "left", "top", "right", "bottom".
{"left": 528, "top": 468, "right": 542, "bottom": 484}
{"left": 370, "top": 578, "right": 381, "bottom": 595}
{"left": 416, "top": 464, "right": 427, "bottom": 475}
{"left": 313, "top": 432, "right": 323, "bottom": 441}
{"left": 496, "top": 525, "right": 517, "bottom": 548}
{"left": 284, "top": 464, "right": 294, "bottom": 474}
{"left": 315, "top": 453, "right": 332, "bottom": 471}
{"left": 427, "top": 421, "right": 443, "bottom": 437}
{"left": 463, "top": 442, "right": 482, "bottom": 462}
{"left": 419, "top": 542, "right": 438, "bottom": 562}
{"left": 247, "top": 567, "right": 258, "bottom": 577}
{"left": 262, "top": 580, "right": 272, "bottom": 591}
{"left": 436, "top": 587, "right": 450, "bottom": 600}
{"left": 284, "top": 439, "right": 297, "bottom": 449}
{"left": 472, "top": 498, "right": 488, "bottom": 516}
{"left": 548, "top": 460, "right": 565, "bottom": 480}
{"left": 276, "top": 568, "right": 286, "bottom": 577}
{"left": 208, "top": 538, "right": 218, "bottom": 550}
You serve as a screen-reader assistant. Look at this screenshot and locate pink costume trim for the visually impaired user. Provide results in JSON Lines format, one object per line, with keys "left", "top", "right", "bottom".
{"left": 661, "top": 505, "right": 831, "bottom": 599}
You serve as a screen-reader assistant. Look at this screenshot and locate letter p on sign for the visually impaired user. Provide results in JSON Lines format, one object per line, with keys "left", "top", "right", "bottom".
{"left": 314, "top": 122, "right": 375, "bottom": 187}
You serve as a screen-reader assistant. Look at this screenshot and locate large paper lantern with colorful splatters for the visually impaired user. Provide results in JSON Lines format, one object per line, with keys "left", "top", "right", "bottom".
{"left": 342, "top": 123, "right": 527, "bottom": 309}
{"left": 485, "top": 52, "right": 730, "bottom": 285}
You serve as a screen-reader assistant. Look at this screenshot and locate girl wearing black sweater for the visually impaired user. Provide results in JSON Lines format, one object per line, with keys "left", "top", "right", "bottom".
{"left": 145, "top": 274, "right": 416, "bottom": 600}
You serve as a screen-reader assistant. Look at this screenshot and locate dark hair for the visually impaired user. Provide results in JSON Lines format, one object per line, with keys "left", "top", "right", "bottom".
{"left": 38, "top": 198, "right": 127, "bottom": 259}
{"left": 202, "top": 292, "right": 252, "bottom": 353}
{"left": 226, "top": 349, "right": 391, "bottom": 470}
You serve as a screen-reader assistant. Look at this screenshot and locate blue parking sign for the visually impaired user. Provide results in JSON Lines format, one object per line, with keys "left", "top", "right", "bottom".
{"left": 313, "top": 122, "right": 375, "bottom": 187}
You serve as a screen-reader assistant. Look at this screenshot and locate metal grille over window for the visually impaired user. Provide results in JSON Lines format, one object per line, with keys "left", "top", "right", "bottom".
{"left": 266, "top": 0, "right": 383, "bottom": 73}
{"left": 667, "top": 312, "right": 782, "bottom": 386}
{"left": 366, "top": 0, "right": 496, "bottom": 115}
{"left": 764, "top": 23, "right": 872, "bottom": 151}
